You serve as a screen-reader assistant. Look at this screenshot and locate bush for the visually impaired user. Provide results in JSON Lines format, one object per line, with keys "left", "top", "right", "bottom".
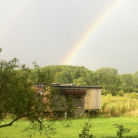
{"left": 79, "top": 122, "right": 94, "bottom": 138}
{"left": 117, "top": 90, "right": 125, "bottom": 96}
{"left": 113, "top": 124, "right": 131, "bottom": 138}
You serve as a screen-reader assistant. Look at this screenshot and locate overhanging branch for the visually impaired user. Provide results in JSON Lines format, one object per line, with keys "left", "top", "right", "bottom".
{"left": 0, "top": 115, "right": 26, "bottom": 128}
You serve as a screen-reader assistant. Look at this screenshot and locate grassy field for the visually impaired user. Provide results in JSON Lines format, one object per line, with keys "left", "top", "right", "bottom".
{"left": 0, "top": 117, "right": 138, "bottom": 138}
{"left": 101, "top": 94, "right": 138, "bottom": 117}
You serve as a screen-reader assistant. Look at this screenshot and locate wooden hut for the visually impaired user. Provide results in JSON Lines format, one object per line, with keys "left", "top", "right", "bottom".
{"left": 51, "top": 84, "right": 101, "bottom": 116}
{"left": 34, "top": 84, "right": 101, "bottom": 116}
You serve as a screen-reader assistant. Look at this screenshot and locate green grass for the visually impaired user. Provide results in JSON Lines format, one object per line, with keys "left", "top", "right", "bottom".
{"left": 0, "top": 117, "right": 138, "bottom": 138}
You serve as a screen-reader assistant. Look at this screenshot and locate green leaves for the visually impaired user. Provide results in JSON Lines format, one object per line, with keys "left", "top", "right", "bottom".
{"left": 113, "top": 124, "right": 131, "bottom": 138}
{"left": 79, "top": 122, "right": 94, "bottom": 138}
{"left": 0, "top": 58, "right": 50, "bottom": 129}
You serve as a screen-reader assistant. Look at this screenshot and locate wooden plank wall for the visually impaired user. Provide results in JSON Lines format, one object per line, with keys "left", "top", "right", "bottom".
{"left": 84, "top": 89, "right": 101, "bottom": 110}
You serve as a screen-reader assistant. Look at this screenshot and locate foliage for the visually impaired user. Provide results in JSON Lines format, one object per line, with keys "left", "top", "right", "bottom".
{"left": 32, "top": 65, "right": 96, "bottom": 86}
{"left": 79, "top": 122, "right": 94, "bottom": 138}
{"left": 95, "top": 67, "right": 121, "bottom": 95}
{"left": 113, "top": 124, "right": 131, "bottom": 138}
{"left": 120, "top": 74, "right": 134, "bottom": 93}
{"left": 24, "top": 121, "right": 56, "bottom": 138}
{"left": 117, "top": 90, "right": 125, "bottom": 96}
{"left": 31, "top": 62, "right": 52, "bottom": 85}
{"left": 73, "top": 77, "right": 87, "bottom": 86}
{"left": 133, "top": 71, "right": 138, "bottom": 92}
{"left": 0, "top": 57, "right": 50, "bottom": 131}
{"left": 31, "top": 65, "right": 138, "bottom": 95}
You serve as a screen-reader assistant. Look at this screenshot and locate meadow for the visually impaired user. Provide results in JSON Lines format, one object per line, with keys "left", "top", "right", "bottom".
{"left": 0, "top": 94, "right": 138, "bottom": 138}
{"left": 0, "top": 117, "right": 138, "bottom": 138}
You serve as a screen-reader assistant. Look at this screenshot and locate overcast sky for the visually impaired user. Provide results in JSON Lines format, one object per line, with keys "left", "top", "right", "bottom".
{"left": 0, "top": 0, "right": 138, "bottom": 73}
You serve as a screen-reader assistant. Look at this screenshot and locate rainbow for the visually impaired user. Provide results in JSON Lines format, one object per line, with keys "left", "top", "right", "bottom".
{"left": 63, "top": 0, "right": 123, "bottom": 65}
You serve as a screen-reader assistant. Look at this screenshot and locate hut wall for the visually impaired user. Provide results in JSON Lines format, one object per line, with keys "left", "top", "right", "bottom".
{"left": 84, "top": 89, "right": 101, "bottom": 110}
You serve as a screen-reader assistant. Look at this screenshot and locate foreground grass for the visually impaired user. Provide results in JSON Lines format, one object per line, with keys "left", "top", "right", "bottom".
{"left": 0, "top": 117, "right": 138, "bottom": 138}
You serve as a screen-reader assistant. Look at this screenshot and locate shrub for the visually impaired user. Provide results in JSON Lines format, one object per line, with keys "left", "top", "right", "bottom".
{"left": 79, "top": 122, "right": 94, "bottom": 138}
{"left": 118, "top": 90, "right": 125, "bottom": 96}
{"left": 113, "top": 124, "right": 131, "bottom": 138}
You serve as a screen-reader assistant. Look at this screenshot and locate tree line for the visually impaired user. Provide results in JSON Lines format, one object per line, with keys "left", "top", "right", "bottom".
{"left": 31, "top": 65, "right": 138, "bottom": 96}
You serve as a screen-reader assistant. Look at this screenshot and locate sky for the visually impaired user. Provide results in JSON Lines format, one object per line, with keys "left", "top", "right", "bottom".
{"left": 0, "top": 0, "right": 138, "bottom": 73}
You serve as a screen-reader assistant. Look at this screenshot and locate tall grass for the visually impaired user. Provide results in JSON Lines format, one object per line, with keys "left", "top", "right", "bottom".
{"left": 101, "top": 93, "right": 138, "bottom": 117}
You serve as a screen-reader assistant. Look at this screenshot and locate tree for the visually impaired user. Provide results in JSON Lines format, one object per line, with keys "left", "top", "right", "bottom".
{"left": 31, "top": 62, "right": 52, "bottom": 85}
{"left": 95, "top": 67, "right": 121, "bottom": 95}
{"left": 0, "top": 57, "right": 48, "bottom": 129}
{"left": 133, "top": 71, "right": 138, "bottom": 92}
{"left": 120, "top": 74, "right": 134, "bottom": 92}
{"left": 54, "top": 70, "right": 72, "bottom": 84}
{"left": 73, "top": 77, "right": 87, "bottom": 86}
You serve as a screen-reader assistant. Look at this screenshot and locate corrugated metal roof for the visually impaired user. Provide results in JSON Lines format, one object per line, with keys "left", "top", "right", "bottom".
{"left": 33, "top": 85, "right": 45, "bottom": 87}
{"left": 51, "top": 83, "right": 102, "bottom": 89}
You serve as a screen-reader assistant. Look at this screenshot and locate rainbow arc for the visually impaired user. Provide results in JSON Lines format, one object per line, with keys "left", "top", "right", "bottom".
{"left": 63, "top": 0, "right": 123, "bottom": 65}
